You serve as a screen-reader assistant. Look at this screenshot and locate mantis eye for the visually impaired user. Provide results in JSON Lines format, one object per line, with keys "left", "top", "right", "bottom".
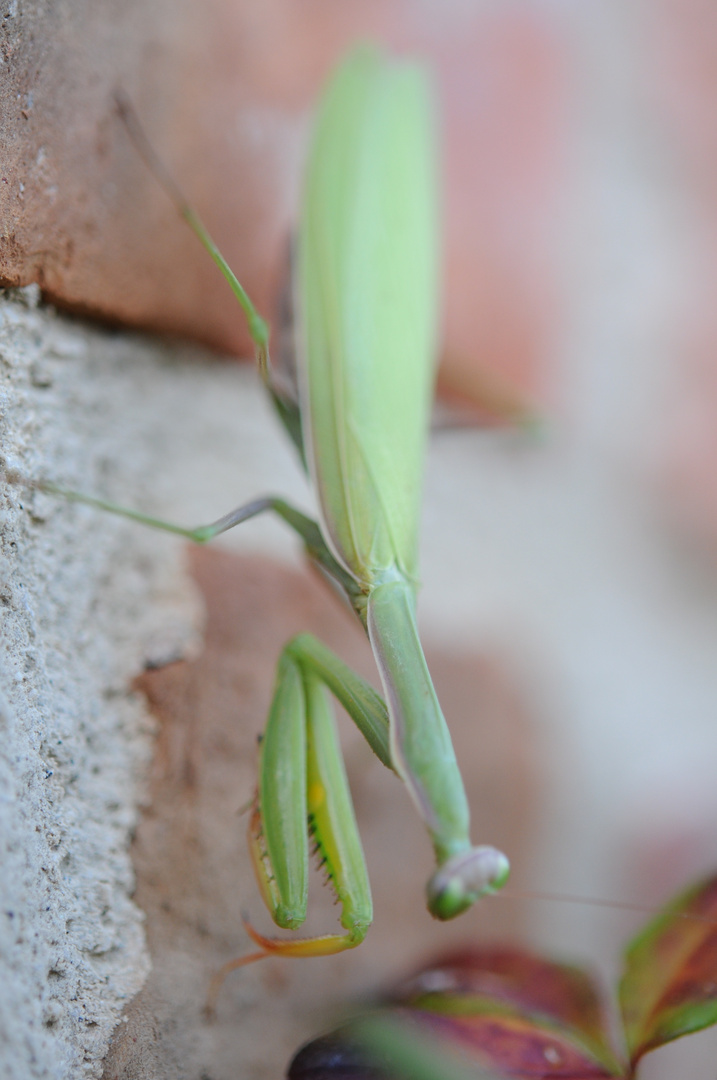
{"left": 426, "top": 846, "right": 510, "bottom": 921}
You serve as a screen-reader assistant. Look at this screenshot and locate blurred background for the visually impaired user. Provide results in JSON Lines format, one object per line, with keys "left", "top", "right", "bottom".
{"left": 4, "top": 1, "right": 717, "bottom": 1076}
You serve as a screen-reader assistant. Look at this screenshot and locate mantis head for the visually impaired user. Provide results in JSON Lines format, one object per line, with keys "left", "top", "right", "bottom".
{"left": 426, "top": 846, "right": 510, "bottom": 920}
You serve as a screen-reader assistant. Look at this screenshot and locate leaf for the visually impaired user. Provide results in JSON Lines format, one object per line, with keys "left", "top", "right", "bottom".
{"left": 412, "top": 1004, "right": 621, "bottom": 1079}
{"left": 619, "top": 873, "right": 717, "bottom": 1064}
{"left": 286, "top": 1015, "right": 494, "bottom": 1080}
{"left": 393, "top": 947, "right": 619, "bottom": 1072}
{"left": 286, "top": 949, "right": 625, "bottom": 1080}
{"left": 389, "top": 948, "right": 624, "bottom": 1078}
{"left": 286, "top": 1009, "right": 618, "bottom": 1080}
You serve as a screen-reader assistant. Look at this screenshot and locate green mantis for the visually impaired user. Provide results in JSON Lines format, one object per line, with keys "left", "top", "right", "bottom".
{"left": 53, "top": 45, "right": 509, "bottom": 968}
{"left": 246, "top": 46, "right": 509, "bottom": 956}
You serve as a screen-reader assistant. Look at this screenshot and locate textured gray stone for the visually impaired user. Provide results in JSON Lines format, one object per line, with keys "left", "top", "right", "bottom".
{"left": 0, "top": 289, "right": 308, "bottom": 1077}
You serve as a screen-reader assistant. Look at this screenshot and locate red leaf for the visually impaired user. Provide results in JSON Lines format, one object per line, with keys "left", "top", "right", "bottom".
{"left": 394, "top": 948, "right": 617, "bottom": 1067}
{"left": 412, "top": 1003, "right": 620, "bottom": 1078}
{"left": 619, "top": 873, "right": 717, "bottom": 1064}
{"left": 391, "top": 948, "right": 623, "bottom": 1078}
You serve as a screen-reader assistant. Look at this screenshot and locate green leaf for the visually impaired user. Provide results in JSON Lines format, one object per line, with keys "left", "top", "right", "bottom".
{"left": 619, "top": 873, "right": 717, "bottom": 1065}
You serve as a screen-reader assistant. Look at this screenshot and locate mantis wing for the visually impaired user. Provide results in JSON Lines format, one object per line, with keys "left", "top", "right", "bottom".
{"left": 298, "top": 46, "right": 439, "bottom": 587}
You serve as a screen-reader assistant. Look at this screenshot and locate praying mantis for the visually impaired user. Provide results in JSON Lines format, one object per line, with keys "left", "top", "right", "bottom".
{"left": 46, "top": 45, "right": 510, "bottom": 969}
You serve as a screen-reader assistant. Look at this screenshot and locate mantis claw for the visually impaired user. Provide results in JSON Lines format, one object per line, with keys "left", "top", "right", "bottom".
{"left": 205, "top": 912, "right": 368, "bottom": 1015}
{"left": 242, "top": 916, "right": 367, "bottom": 959}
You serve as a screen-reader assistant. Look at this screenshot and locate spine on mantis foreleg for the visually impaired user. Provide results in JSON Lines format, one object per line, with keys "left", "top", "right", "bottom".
{"left": 367, "top": 578, "right": 510, "bottom": 920}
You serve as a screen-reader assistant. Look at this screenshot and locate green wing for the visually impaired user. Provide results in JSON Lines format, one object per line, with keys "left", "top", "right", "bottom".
{"left": 298, "top": 46, "right": 438, "bottom": 587}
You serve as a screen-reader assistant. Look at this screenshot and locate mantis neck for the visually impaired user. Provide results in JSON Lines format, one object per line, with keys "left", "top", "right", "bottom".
{"left": 366, "top": 577, "right": 472, "bottom": 867}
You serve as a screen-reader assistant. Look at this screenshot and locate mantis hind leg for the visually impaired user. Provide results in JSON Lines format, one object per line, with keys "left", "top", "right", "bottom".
{"left": 33, "top": 482, "right": 315, "bottom": 546}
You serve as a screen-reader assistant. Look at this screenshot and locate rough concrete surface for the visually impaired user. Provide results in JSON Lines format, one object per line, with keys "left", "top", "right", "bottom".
{"left": 0, "top": 288, "right": 315, "bottom": 1077}
{"left": 0, "top": 288, "right": 204, "bottom": 1077}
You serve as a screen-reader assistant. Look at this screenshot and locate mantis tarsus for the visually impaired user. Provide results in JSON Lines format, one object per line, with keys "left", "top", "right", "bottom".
{"left": 45, "top": 46, "right": 510, "bottom": 974}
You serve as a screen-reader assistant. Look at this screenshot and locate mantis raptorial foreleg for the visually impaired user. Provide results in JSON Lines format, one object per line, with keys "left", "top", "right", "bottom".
{"left": 248, "top": 635, "right": 385, "bottom": 944}
{"left": 204, "top": 635, "right": 384, "bottom": 1010}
